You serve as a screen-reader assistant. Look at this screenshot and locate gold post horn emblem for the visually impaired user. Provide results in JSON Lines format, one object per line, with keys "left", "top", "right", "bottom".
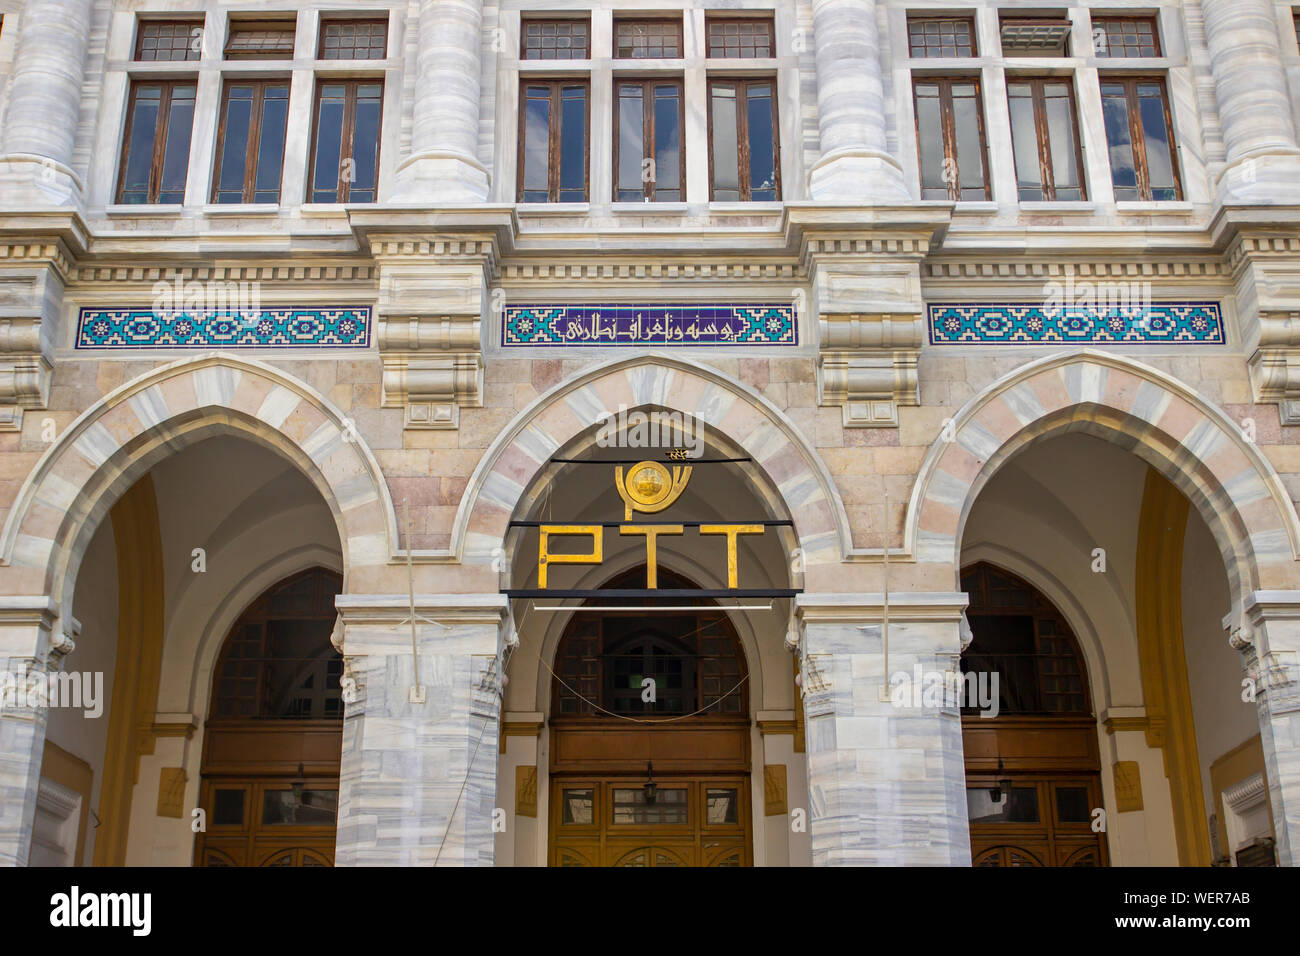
{"left": 614, "top": 460, "right": 692, "bottom": 520}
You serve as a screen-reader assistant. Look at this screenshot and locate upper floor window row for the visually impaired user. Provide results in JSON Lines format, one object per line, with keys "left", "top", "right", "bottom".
{"left": 117, "top": 77, "right": 382, "bottom": 205}
{"left": 907, "top": 13, "right": 1161, "bottom": 59}
{"left": 521, "top": 14, "right": 774, "bottom": 60}
{"left": 133, "top": 15, "right": 388, "bottom": 63}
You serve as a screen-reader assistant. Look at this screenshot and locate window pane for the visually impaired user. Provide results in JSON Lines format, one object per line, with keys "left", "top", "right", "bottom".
{"left": 616, "top": 84, "right": 644, "bottom": 200}
{"left": 253, "top": 85, "right": 289, "bottom": 203}
{"left": 909, "top": 17, "right": 975, "bottom": 57}
{"left": 616, "top": 20, "right": 681, "bottom": 58}
{"left": 215, "top": 86, "right": 254, "bottom": 203}
{"left": 915, "top": 83, "right": 947, "bottom": 199}
{"left": 212, "top": 788, "right": 245, "bottom": 826}
{"left": 561, "top": 788, "right": 593, "bottom": 824}
{"left": 745, "top": 83, "right": 777, "bottom": 200}
{"left": 706, "top": 788, "right": 739, "bottom": 824}
{"left": 652, "top": 84, "right": 681, "bottom": 201}
{"left": 707, "top": 18, "right": 774, "bottom": 58}
{"left": 120, "top": 85, "right": 162, "bottom": 203}
{"left": 350, "top": 85, "right": 383, "bottom": 202}
{"left": 967, "top": 786, "right": 1039, "bottom": 823}
{"left": 1094, "top": 17, "right": 1159, "bottom": 58}
{"left": 319, "top": 18, "right": 387, "bottom": 60}
{"left": 1101, "top": 84, "right": 1138, "bottom": 200}
{"left": 1056, "top": 786, "right": 1091, "bottom": 823}
{"left": 1044, "top": 83, "right": 1081, "bottom": 200}
{"left": 261, "top": 789, "right": 338, "bottom": 825}
{"left": 522, "top": 19, "right": 589, "bottom": 60}
{"left": 225, "top": 20, "right": 296, "bottom": 59}
{"left": 1007, "top": 84, "right": 1042, "bottom": 201}
{"left": 137, "top": 21, "right": 201, "bottom": 62}
{"left": 521, "top": 86, "right": 551, "bottom": 201}
{"left": 1137, "top": 84, "right": 1177, "bottom": 199}
{"left": 558, "top": 85, "right": 587, "bottom": 202}
{"left": 158, "top": 85, "right": 195, "bottom": 204}
{"left": 711, "top": 85, "right": 740, "bottom": 201}
{"left": 311, "top": 85, "right": 346, "bottom": 202}
{"left": 951, "top": 84, "right": 986, "bottom": 199}
{"left": 612, "top": 787, "right": 688, "bottom": 825}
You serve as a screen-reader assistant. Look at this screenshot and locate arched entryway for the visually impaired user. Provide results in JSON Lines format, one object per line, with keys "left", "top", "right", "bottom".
{"left": 959, "top": 562, "right": 1106, "bottom": 867}
{"left": 547, "top": 568, "right": 753, "bottom": 867}
{"left": 194, "top": 568, "right": 344, "bottom": 867}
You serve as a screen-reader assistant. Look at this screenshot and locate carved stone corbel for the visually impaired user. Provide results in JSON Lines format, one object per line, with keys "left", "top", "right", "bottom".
{"left": 369, "top": 234, "right": 496, "bottom": 429}
{"left": 0, "top": 260, "right": 62, "bottom": 432}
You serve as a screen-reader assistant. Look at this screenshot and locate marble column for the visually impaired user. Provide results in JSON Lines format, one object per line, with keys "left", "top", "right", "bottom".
{"left": 1200, "top": 0, "right": 1300, "bottom": 203}
{"left": 0, "top": 0, "right": 93, "bottom": 207}
{"left": 333, "top": 594, "right": 507, "bottom": 866}
{"left": 0, "top": 599, "right": 64, "bottom": 867}
{"left": 807, "top": 0, "right": 908, "bottom": 202}
{"left": 1242, "top": 592, "right": 1300, "bottom": 865}
{"left": 392, "top": 0, "right": 491, "bottom": 203}
{"left": 797, "top": 594, "right": 971, "bottom": 865}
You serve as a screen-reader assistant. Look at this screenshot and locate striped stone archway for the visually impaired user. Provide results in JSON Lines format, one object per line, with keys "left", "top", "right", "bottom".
{"left": 0, "top": 351, "right": 396, "bottom": 620}
{"left": 453, "top": 353, "right": 850, "bottom": 588}
{"left": 908, "top": 349, "right": 1300, "bottom": 605}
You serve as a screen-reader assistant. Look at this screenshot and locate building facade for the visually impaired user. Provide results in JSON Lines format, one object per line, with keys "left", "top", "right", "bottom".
{"left": 0, "top": 0, "right": 1299, "bottom": 867}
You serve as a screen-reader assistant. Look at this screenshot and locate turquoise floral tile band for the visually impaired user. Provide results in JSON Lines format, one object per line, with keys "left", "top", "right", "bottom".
{"left": 75, "top": 307, "right": 372, "bottom": 349}
{"left": 928, "top": 302, "right": 1224, "bottom": 345}
{"left": 503, "top": 303, "right": 798, "bottom": 346}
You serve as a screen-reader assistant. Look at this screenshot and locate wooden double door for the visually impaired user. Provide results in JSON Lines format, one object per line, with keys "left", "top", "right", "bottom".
{"left": 550, "top": 776, "right": 751, "bottom": 867}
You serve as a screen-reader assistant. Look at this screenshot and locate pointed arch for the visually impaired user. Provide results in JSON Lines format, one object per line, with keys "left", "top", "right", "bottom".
{"left": 0, "top": 353, "right": 396, "bottom": 621}
{"left": 907, "top": 350, "right": 1300, "bottom": 605}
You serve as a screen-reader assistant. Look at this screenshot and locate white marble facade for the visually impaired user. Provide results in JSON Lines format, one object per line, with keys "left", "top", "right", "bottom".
{"left": 1, "top": 0, "right": 1300, "bottom": 868}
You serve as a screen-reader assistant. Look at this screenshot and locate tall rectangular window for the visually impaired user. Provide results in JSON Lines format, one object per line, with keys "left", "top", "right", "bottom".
{"left": 614, "top": 79, "right": 683, "bottom": 202}
{"left": 615, "top": 19, "right": 683, "bottom": 59}
{"left": 136, "top": 20, "right": 202, "bottom": 61}
{"left": 1100, "top": 77, "right": 1181, "bottom": 200}
{"left": 908, "top": 17, "right": 977, "bottom": 57}
{"left": 308, "top": 80, "right": 383, "bottom": 203}
{"left": 1007, "top": 79, "right": 1085, "bottom": 200}
{"left": 212, "top": 80, "right": 290, "bottom": 203}
{"left": 708, "top": 79, "right": 780, "bottom": 201}
{"left": 117, "top": 81, "right": 196, "bottom": 203}
{"left": 913, "top": 78, "right": 990, "bottom": 200}
{"left": 706, "top": 17, "right": 775, "bottom": 58}
{"left": 521, "top": 19, "right": 590, "bottom": 60}
{"left": 518, "top": 81, "right": 589, "bottom": 202}
{"left": 1092, "top": 16, "right": 1160, "bottom": 57}
{"left": 318, "top": 18, "right": 387, "bottom": 60}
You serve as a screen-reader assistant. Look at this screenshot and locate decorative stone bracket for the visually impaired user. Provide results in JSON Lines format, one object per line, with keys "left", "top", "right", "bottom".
{"left": 807, "top": 239, "right": 929, "bottom": 428}
{"left": 0, "top": 256, "right": 64, "bottom": 432}
{"left": 369, "top": 235, "right": 496, "bottom": 429}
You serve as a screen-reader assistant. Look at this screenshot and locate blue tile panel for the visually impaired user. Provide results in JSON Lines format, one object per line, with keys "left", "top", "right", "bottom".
{"left": 75, "top": 307, "right": 372, "bottom": 349}
{"left": 502, "top": 303, "right": 798, "bottom": 347}
{"left": 927, "top": 302, "right": 1224, "bottom": 345}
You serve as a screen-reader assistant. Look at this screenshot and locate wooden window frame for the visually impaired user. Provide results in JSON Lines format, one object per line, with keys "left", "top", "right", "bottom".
{"left": 317, "top": 17, "right": 388, "bottom": 60}
{"left": 224, "top": 18, "right": 297, "bottom": 61}
{"left": 1006, "top": 76, "right": 1087, "bottom": 201}
{"left": 116, "top": 79, "right": 195, "bottom": 204}
{"left": 1092, "top": 15, "right": 1161, "bottom": 58}
{"left": 704, "top": 16, "right": 776, "bottom": 59}
{"left": 706, "top": 77, "right": 782, "bottom": 202}
{"left": 520, "top": 17, "right": 591, "bottom": 60}
{"left": 516, "top": 79, "right": 590, "bottom": 203}
{"left": 1099, "top": 75, "right": 1182, "bottom": 201}
{"left": 612, "top": 77, "right": 686, "bottom": 202}
{"left": 907, "top": 16, "right": 978, "bottom": 58}
{"left": 211, "top": 79, "right": 291, "bottom": 204}
{"left": 614, "top": 18, "right": 684, "bottom": 59}
{"left": 306, "top": 79, "right": 384, "bottom": 204}
{"left": 912, "top": 75, "right": 992, "bottom": 201}
{"left": 135, "top": 19, "right": 203, "bottom": 62}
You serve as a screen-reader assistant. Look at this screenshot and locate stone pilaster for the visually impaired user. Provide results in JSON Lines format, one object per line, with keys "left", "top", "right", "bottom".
{"left": 0, "top": 0, "right": 93, "bottom": 207}
{"left": 392, "top": 0, "right": 490, "bottom": 202}
{"left": 333, "top": 595, "right": 508, "bottom": 866}
{"left": 1200, "top": 0, "right": 1300, "bottom": 204}
{"left": 807, "top": 0, "right": 907, "bottom": 202}
{"left": 0, "top": 598, "right": 69, "bottom": 866}
{"left": 1239, "top": 591, "right": 1300, "bottom": 865}
{"left": 795, "top": 593, "right": 971, "bottom": 865}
